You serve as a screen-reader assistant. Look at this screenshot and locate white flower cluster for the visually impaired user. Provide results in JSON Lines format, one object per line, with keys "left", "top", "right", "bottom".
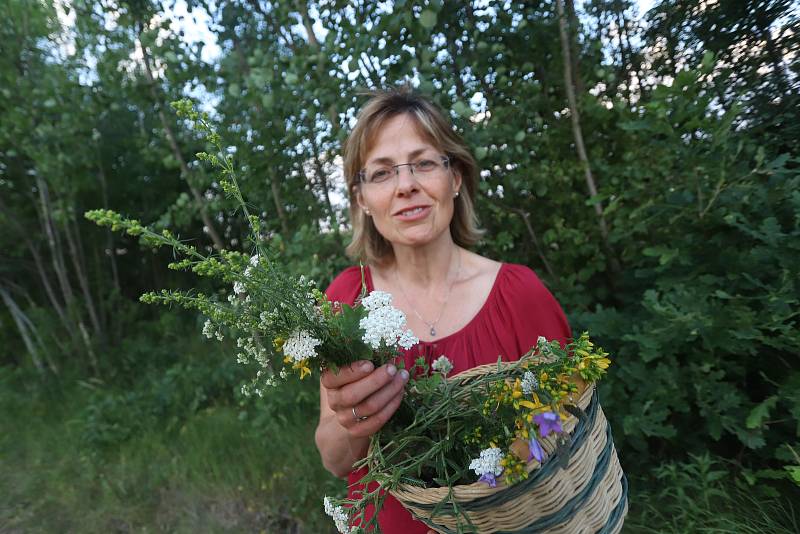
{"left": 469, "top": 447, "right": 505, "bottom": 478}
{"left": 431, "top": 355, "right": 454, "bottom": 375}
{"left": 359, "top": 291, "right": 418, "bottom": 350}
{"left": 202, "top": 319, "right": 224, "bottom": 341}
{"left": 361, "top": 290, "right": 393, "bottom": 310}
{"left": 244, "top": 254, "right": 259, "bottom": 277}
{"left": 233, "top": 281, "right": 246, "bottom": 295}
{"left": 323, "top": 496, "right": 352, "bottom": 534}
{"left": 283, "top": 329, "right": 322, "bottom": 362}
{"left": 521, "top": 371, "right": 538, "bottom": 395}
{"left": 236, "top": 336, "right": 270, "bottom": 367}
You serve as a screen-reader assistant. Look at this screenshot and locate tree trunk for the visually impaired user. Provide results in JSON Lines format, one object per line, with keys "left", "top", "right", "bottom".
{"left": 565, "top": 0, "right": 585, "bottom": 96}
{"left": 136, "top": 26, "right": 226, "bottom": 251}
{"left": 555, "top": 0, "right": 619, "bottom": 273}
{"left": 62, "top": 203, "right": 103, "bottom": 339}
{"left": 0, "top": 285, "right": 45, "bottom": 373}
{"left": 0, "top": 196, "right": 71, "bottom": 333}
{"left": 35, "top": 177, "right": 76, "bottom": 310}
{"left": 97, "top": 156, "right": 121, "bottom": 297}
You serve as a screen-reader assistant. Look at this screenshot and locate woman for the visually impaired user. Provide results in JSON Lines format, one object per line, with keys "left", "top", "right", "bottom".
{"left": 315, "top": 88, "right": 571, "bottom": 532}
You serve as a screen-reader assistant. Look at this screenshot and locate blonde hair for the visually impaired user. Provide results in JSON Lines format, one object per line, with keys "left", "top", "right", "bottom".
{"left": 343, "top": 87, "right": 483, "bottom": 264}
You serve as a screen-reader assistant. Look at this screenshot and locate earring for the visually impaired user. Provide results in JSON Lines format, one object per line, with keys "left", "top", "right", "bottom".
{"left": 363, "top": 208, "right": 371, "bottom": 216}
{"left": 454, "top": 191, "right": 460, "bottom": 198}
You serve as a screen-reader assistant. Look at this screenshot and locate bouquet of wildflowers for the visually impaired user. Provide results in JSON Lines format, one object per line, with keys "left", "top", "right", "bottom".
{"left": 87, "top": 101, "right": 619, "bottom": 534}
{"left": 86, "top": 100, "right": 419, "bottom": 398}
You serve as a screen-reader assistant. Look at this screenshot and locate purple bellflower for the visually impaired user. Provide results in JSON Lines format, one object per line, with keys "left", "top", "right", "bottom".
{"left": 528, "top": 437, "right": 545, "bottom": 463}
{"left": 478, "top": 473, "right": 498, "bottom": 487}
{"left": 534, "top": 411, "right": 563, "bottom": 438}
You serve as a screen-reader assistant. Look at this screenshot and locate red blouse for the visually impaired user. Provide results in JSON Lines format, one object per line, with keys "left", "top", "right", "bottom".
{"left": 324, "top": 263, "right": 572, "bottom": 533}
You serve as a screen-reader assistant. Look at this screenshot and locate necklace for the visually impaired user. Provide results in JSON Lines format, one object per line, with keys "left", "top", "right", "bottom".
{"left": 395, "top": 248, "right": 462, "bottom": 338}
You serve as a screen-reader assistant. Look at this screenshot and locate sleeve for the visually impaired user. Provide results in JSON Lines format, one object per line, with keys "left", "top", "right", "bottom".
{"left": 498, "top": 264, "right": 572, "bottom": 356}
{"left": 324, "top": 266, "right": 364, "bottom": 307}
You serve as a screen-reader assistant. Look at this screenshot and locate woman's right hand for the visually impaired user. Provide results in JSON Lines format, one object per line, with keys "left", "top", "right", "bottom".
{"left": 320, "top": 360, "right": 409, "bottom": 439}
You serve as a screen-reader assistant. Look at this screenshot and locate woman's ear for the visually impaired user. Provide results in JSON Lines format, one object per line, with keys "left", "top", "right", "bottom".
{"left": 354, "top": 186, "right": 369, "bottom": 215}
{"left": 452, "top": 169, "right": 463, "bottom": 197}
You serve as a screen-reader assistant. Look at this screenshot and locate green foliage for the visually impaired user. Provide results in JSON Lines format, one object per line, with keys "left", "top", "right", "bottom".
{"left": 574, "top": 67, "right": 800, "bottom": 469}
{"left": 624, "top": 453, "right": 800, "bottom": 533}
{"left": 2, "top": 0, "right": 799, "bottom": 530}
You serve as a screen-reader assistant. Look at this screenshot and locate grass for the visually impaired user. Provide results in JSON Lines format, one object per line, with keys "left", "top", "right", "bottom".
{"left": 0, "top": 365, "right": 341, "bottom": 533}
{"left": 3, "top": 361, "right": 799, "bottom": 533}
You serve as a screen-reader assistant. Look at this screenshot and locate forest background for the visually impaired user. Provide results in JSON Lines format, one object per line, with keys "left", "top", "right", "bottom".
{"left": 1, "top": 0, "right": 799, "bottom": 532}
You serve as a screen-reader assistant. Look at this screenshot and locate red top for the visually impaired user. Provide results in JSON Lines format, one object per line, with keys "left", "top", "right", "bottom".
{"left": 324, "top": 263, "right": 572, "bottom": 533}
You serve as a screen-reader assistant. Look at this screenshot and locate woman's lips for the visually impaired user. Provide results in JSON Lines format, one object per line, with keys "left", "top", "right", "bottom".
{"left": 393, "top": 205, "right": 432, "bottom": 221}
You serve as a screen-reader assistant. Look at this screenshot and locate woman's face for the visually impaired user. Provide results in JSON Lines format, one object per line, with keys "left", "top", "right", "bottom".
{"left": 356, "top": 113, "right": 461, "bottom": 252}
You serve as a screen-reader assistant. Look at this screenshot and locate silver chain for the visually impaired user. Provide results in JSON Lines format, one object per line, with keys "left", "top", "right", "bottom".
{"left": 395, "top": 248, "right": 462, "bottom": 338}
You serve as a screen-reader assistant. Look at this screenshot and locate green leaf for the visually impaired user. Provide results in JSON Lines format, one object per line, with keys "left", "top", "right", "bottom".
{"left": 785, "top": 466, "right": 800, "bottom": 486}
{"left": 227, "top": 83, "right": 240, "bottom": 97}
{"left": 746, "top": 396, "right": 778, "bottom": 429}
{"left": 475, "top": 146, "right": 488, "bottom": 160}
{"left": 452, "top": 100, "right": 471, "bottom": 118}
{"left": 514, "top": 130, "right": 526, "bottom": 142}
{"left": 419, "top": 10, "right": 437, "bottom": 29}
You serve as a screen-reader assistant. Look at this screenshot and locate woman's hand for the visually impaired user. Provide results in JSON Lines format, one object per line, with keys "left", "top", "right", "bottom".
{"left": 320, "top": 360, "right": 409, "bottom": 439}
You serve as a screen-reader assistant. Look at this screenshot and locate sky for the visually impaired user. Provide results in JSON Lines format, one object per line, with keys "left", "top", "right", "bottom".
{"left": 166, "top": 0, "right": 659, "bottom": 66}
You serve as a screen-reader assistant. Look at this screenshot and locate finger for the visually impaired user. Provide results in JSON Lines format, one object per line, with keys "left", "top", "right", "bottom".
{"left": 321, "top": 360, "right": 374, "bottom": 389}
{"left": 329, "top": 363, "right": 398, "bottom": 413}
{"left": 354, "top": 369, "right": 409, "bottom": 419}
{"left": 349, "top": 385, "right": 406, "bottom": 438}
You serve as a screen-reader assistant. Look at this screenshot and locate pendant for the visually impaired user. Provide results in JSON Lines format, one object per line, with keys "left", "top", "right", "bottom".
{"left": 430, "top": 327, "right": 436, "bottom": 337}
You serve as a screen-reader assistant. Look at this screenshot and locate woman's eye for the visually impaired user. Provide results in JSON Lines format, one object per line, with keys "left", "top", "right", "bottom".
{"left": 415, "top": 160, "right": 437, "bottom": 171}
{"left": 370, "top": 169, "right": 392, "bottom": 182}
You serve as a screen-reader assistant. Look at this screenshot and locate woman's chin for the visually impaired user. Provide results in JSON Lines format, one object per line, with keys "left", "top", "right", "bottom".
{"left": 389, "top": 228, "right": 449, "bottom": 249}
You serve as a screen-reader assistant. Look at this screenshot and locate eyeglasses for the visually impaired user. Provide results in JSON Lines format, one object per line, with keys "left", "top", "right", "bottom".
{"left": 358, "top": 155, "right": 450, "bottom": 186}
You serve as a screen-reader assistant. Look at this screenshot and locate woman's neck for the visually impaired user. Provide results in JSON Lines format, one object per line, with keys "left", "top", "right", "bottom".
{"left": 389, "top": 234, "right": 460, "bottom": 290}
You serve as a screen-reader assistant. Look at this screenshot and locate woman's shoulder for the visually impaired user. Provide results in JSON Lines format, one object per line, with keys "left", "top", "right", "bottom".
{"left": 324, "top": 266, "right": 365, "bottom": 306}
{"left": 495, "top": 262, "right": 572, "bottom": 343}
{"left": 498, "top": 263, "right": 547, "bottom": 291}
{"left": 495, "top": 263, "right": 559, "bottom": 306}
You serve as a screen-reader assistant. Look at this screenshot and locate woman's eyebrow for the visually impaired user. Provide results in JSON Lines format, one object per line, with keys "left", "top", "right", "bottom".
{"left": 367, "top": 148, "right": 432, "bottom": 165}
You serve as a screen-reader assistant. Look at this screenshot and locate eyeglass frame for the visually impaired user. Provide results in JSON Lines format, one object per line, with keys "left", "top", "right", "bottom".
{"left": 357, "top": 155, "right": 451, "bottom": 185}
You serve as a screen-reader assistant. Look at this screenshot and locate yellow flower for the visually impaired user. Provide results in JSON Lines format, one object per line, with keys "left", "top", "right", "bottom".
{"left": 512, "top": 378, "right": 523, "bottom": 399}
{"left": 291, "top": 358, "right": 312, "bottom": 380}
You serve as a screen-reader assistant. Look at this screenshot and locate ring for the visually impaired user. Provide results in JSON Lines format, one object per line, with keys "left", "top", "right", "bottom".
{"left": 352, "top": 406, "right": 368, "bottom": 422}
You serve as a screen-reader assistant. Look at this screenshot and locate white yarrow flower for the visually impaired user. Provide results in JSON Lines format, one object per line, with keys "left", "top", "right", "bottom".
{"left": 469, "top": 447, "right": 505, "bottom": 478}
{"left": 233, "top": 281, "right": 246, "bottom": 295}
{"left": 323, "top": 496, "right": 352, "bottom": 534}
{"left": 283, "top": 329, "right": 322, "bottom": 362}
{"left": 360, "top": 305, "right": 416, "bottom": 350}
{"left": 202, "top": 319, "right": 214, "bottom": 339}
{"left": 431, "top": 355, "right": 454, "bottom": 375}
{"left": 521, "top": 371, "right": 538, "bottom": 395}
{"left": 361, "top": 290, "right": 393, "bottom": 311}
{"left": 398, "top": 329, "right": 419, "bottom": 350}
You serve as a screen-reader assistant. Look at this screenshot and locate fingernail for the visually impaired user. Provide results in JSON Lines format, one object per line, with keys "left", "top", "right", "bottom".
{"left": 387, "top": 364, "right": 397, "bottom": 376}
{"left": 361, "top": 361, "right": 374, "bottom": 372}
{"left": 400, "top": 369, "right": 409, "bottom": 381}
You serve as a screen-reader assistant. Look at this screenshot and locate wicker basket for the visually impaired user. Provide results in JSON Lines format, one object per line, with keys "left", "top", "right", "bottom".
{"left": 388, "top": 361, "right": 628, "bottom": 534}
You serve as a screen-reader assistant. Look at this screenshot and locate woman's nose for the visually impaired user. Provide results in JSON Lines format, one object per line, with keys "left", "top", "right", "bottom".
{"left": 394, "top": 165, "right": 419, "bottom": 194}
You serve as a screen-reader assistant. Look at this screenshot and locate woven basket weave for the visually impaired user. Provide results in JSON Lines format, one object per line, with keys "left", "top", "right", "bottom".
{"left": 387, "top": 361, "right": 628, "bottom": 534}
